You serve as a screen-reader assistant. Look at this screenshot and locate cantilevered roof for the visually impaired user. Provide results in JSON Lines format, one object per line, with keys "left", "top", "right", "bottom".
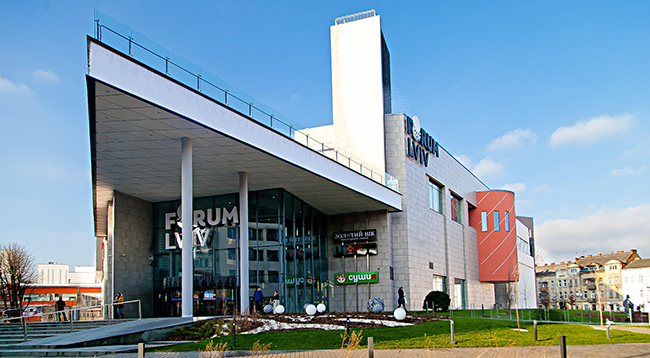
{"left": 87, "top": 38, "right": 401, "bottom": 237}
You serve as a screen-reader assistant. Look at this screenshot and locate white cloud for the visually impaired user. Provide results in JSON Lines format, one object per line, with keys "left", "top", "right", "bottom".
{"left": 610, "top": 165, "right": 647, "bottom": 177}
{"left": 454, "top": 154, "right": 473, "bottom": 169}
{"left": 32, "top": 69, "right": 59, "bottom": 83}
{"left": 472, "top": 157, "right": 504, "bottom": 179}
{"left": 516, "top": 199, "right": 533, "bottom": 210}
{"left": 536, "top": 204, "right": 650, "bottom": 262}
{"left": 487, "top": 129, "right": 537, "bottom": 151}
{"left": 531, "top": 184, "right": 553, "bottom": 193}
{"left": 502, "top": 182, "right": 526, "bottom": 194}
{"left": 549, "top": 114, "right": 633, "bottom": 146}
{"left": 610, "top": 167, "right": 636, "bottom": 177}
{"left": 0, "top": 75, "right": 32, "bottom": 95}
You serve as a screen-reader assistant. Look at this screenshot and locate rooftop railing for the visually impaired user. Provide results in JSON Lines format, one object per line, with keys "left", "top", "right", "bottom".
{"left": 92, "top": 11, "right": 399, "bottom": 193}
{"left": 334, "top": 10, "right": 377, "bottom": 25}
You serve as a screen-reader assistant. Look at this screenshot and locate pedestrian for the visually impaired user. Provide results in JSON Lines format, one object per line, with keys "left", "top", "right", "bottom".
{"left": 271, "top": 290, "right": 280, "bottom": 313}
{"left": 253, "top": 287, "right": 264, "bottom": 314}
{"left": 623, "top": 295, "right": 634, "bottom": 322}
{"left": 55, "top": 296, "right": 67, "bottom": 321}
{"left": 114, "top": 292, "right": 125, "bottom": 319}
{"left": 397, "top": 286, "right": 407, "bottom": 312}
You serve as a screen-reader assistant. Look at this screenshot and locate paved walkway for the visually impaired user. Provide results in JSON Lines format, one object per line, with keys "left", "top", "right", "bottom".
{"left": 27, "top": 343, "right": 644, "bottom": 358}
{"left": 3, "top": 343, "right": 650, "bottom": 357}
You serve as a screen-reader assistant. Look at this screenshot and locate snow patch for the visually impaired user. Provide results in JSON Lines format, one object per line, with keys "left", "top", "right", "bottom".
{"left": 241, "top": 319, "right": 344, "bottom": 335}
{"left": 335, "top": 318, "right": 413, "bottom": 327}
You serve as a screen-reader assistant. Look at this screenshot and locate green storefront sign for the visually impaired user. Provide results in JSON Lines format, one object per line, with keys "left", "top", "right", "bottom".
{"left": 334, "top": 271, "right": 378, "bottom": 285}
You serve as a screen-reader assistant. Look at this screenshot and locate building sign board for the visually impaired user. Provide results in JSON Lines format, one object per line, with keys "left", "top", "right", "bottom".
{"left": 164, "top": 205, "right": 239, "bottom": 250}
{"left": 333, "top": 229, "right": 377, "bottom": 244}
{"left": 334, "top": 271, "right": 379, "bottom": 285}
{"left": 333, "top": 242, "right": 378, "bottom": 257}
{"left": 405, "top": 115, "right": 439, "bottom": 167}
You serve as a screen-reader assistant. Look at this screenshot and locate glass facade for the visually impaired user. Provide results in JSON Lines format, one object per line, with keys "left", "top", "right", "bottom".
{"left": 151, "top": 188, "right": 328, "bottom": 316}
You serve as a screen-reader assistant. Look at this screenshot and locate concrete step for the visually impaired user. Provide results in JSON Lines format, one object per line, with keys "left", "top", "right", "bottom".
{"left": 0, "top": 342, "right": 186, "bottom": 357}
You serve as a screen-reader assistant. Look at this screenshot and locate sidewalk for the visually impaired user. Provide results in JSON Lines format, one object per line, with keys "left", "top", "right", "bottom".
{"left": 98, "top": 343, "right": 650, "bottom": 358}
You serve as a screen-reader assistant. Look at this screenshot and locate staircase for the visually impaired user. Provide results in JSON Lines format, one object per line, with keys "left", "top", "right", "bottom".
{"left": 0, "top": 317, "right": 197, "bottom": 356}
{"left": 0, "top": 320, "right": 129, "bottom": 345}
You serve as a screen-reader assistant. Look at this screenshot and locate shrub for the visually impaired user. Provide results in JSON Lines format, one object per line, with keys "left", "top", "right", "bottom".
{"left": 531, "top": 308, "right": 566, "bottom": 321}
{"left": 423, "top": 291, "right": 450, "bottom": 312}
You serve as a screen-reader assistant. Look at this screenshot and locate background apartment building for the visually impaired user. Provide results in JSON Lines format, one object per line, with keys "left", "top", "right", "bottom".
{"left": 536, "top": 250, "right": 640, "bottom": 311}
{"left": 621, "top": 259, "right": 650, "bottom": 313}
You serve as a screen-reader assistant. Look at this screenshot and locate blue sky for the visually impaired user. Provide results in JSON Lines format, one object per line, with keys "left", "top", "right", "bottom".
{"left": 1, "top": 1, "right": 649, "bottom": 268}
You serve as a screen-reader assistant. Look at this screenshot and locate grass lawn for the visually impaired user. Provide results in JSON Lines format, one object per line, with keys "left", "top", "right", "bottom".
{"left": 158, "top": 317, "right": 650, "bottom": 352}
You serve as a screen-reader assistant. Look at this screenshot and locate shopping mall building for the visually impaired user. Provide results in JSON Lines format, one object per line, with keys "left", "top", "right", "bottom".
{"left": 87, "top": 10, "right": 536, "bottom": 317}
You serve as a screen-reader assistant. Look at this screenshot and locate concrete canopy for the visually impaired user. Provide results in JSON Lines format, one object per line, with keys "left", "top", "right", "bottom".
{"left": 87, "top": 39, "right": 401, "bottom": 238}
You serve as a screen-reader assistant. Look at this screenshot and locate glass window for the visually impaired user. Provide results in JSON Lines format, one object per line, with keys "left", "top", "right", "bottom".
{"left": 268, "top": 270, "right": 279, "bottom": 283}
{"left": 266, "top": 250, "right": 279, "bottom": 261}
{"left": 481, "top": 211, "right": 488, "bottom": 232}
{"left": 640, "top": 275, "right": 644, "bottom": 283}
{"left": 429, "top": 181, "right": 442, "bottom": 213}
{"left": 450, "top": 193, "right": 461, "bottom": 224}
{"left": 493, "top": 211, "right": 500, "bottom": 231}
{"left": 615, "top": 277, "right": 619, "bottom": 285}
{"left": 504, "top": 211, "right": 510, "bottom": 232}
{"left": 432, "top": 275, "right": 445, "bottom": 291}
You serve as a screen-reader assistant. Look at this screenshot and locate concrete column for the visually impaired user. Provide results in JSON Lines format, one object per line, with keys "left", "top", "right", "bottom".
{"left": 239, "top": 172, "right": 249, "bottom": 314}
{"left": 181, "top": 137, "right": 193, "bottom": 317}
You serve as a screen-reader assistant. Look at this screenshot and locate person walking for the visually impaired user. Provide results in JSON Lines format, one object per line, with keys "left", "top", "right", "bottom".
{"left": 114, "top": 292, "right": 125, "bottom": 319}
{"left": 55, "top": 296, "right": 67, "bottom": 321}
{"left": 624, "top": 295, "right": 634, "bottom": 322}
{"left": 271, "top": 290, "right": 280, "bottom": 313}
{"left": 253, "top": 287, "right": 264, "bottom": 314}
{"left": 397, "top": 286, "right": 407, "bottom": 312}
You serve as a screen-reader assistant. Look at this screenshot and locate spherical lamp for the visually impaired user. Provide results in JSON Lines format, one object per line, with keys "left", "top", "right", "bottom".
{"left": 394, "top": 307, "right": 406, "bottom": 320}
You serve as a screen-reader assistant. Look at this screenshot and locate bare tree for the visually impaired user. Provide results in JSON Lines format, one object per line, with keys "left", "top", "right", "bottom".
{"left": 0, "top": 243, "right": 37, "bottom": 312}
{"left": 504, "top": 282, "right": 515, "bottom": 309}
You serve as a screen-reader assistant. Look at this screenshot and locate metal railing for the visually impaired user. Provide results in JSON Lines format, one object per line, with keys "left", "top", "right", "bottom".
{"left": 92, "top": 11, "right": 399, "bottom": 193}
{"left": 0, "top": 300, "right": 141, "bottom": 341}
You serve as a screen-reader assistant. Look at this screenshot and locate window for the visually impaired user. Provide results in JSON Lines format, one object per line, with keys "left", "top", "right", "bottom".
{"left": 609, "top": 277, "right": 612, "bottom": 285}
{"left": 429, "top": 181, "right": 442, "bottom": 213}
{"left": 249, "top": 249, "right": 259, "bottom": 261}
{"left": 266, "top": 250, "right": 279, "bottom": 261}
{"left": 640, "top": 275, "right": 644, "bottom": 283}
{"left": 504, "top": 211, "right": 510, "bottom": 232}
{"left": 625, "top": 277, "right": 628, "bottom": 284}
{"left": 481, "top": 211, "right": 488, "bottom": 232}
{"left": 432, "top": 275, "right": 445, "bottom": 291}
{"left": 551, "top": 281, "right": 554, "bottom": 288}
{"left": 450, "top": 193, "right": 462, "bottom": 223}
{"left": 268, "top": 270, "right": 279, "bottom": 283}
{"left": 390, "top": 266, "right": 394, "bottom": 281}
{"left": 584, "top": 291, "right": 587, "bottom": 297}
{"left": 493, "top": 211, "right": 500, "bottom": 231}
{"left": 609, "top": 291, "right": 614, "bottom": 299}
{"left": 615, "top": 277, "right": 619, "bottom": 285}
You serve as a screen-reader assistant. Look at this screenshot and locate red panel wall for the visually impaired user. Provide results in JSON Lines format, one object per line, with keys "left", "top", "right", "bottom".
{"left": 469, "top": 190, "right": 518, "bottom": 282}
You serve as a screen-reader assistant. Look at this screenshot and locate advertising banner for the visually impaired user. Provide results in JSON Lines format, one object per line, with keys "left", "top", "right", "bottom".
{"left": 333, "top": 229, "right": 377, "bottom": 244}
{"left": 334, "top": 271, "right": 379, "bottom": 285}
